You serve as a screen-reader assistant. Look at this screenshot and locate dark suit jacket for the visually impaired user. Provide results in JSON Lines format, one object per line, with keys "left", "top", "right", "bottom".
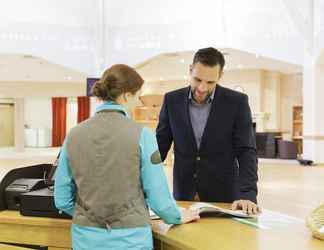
{"left": 156, "top": 85, "right": 258, "bottom": 203}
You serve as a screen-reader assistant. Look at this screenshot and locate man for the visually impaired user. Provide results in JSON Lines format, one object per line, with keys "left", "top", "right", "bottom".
{"left": 156, "top": 47, "right": 259, "bottom": 214}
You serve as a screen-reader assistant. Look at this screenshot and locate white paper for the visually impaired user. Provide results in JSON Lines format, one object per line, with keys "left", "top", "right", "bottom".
{"left": 189, "top": 202, "right": 254, "bottom": 218}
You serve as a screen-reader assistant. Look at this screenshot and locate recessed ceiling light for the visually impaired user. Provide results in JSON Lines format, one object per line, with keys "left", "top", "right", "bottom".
{"left": 159, "top": 77, "right": 164, "bottom": 81}
{"left": 180, "top": 59, "right": 185, "bottom": 63}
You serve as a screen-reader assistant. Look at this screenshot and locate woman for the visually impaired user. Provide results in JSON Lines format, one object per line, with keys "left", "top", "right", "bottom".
{"left": 54, "top": 64, "right": 199, "bottom": 250}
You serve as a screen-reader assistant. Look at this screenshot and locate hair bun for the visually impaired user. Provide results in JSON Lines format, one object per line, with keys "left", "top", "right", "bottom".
{"left": 92, "top": 64, "right": 144, "bottom": 101}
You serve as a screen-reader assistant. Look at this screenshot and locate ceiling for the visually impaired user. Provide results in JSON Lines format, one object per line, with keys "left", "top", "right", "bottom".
{"left": 135, "top": 48, "right": 303, "bottom": 82}
{"left": 0, "top": 54, "right": 87, "bottom": 97}
{"left": 0, "top": 54, "right": 86, "bottom": 83}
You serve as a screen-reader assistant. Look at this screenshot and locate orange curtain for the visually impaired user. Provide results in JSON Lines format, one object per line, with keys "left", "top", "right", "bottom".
{"left": 77, "top": 96, "right": 90, "bottom": 123}
{"left": 52, "top": 97, "right": 67, "bottom": 147}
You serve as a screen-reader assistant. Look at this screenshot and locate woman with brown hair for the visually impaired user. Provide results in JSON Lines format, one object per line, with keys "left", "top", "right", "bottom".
{"left": 54, "top": 64, "right": 199, "bottom": 250}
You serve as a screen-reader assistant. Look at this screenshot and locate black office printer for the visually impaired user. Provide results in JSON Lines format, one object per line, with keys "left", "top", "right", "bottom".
{"left": 0, "top": 164, "right": 52, "bottom": 211}
{"left": 20, "top": 186, "right": 70, "bottom": 218}
{"left": 5, "top": 178, "right": 46, "bottom": 210}
{"left": 19, "top": 154, "right": 71, "bottom": 219}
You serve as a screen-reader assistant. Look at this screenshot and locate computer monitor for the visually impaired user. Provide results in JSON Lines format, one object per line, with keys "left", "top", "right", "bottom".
{"left": 86, "top": 77, "right": 100, "bottom": 96}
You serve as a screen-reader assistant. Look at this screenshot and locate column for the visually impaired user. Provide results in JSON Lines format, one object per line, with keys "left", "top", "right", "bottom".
{"left": 303, "top": 51, "right": 324, "bottom": 163}
{"left": 14, "top": 98, "right": 25, "bottom": 152}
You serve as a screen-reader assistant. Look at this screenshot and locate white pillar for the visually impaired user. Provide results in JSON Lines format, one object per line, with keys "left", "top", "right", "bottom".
{"left": 262, "top": 71, "right": 281, "bottom": 131}
{"left": 303, "top": 51, "right": 324, "bottom": 163}
{"left": 14, "top": 98, "right": 25, "bottom": 152}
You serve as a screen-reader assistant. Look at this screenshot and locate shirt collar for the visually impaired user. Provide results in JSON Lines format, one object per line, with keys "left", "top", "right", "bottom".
{"left": 95, "top": 101, "right": 130, "bottom": 118}
{"left": 188, "top": 86, "right": 216, "bottom": 104}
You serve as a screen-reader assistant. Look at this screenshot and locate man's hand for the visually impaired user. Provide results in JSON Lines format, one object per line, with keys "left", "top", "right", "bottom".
{"left": 231, "top": 200, "right": 261, "bottom": 215}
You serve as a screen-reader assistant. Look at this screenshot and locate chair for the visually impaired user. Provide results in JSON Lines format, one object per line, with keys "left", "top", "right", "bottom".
{"left": 256, "top": 133, "right": 276, "bottom": 158}
{"left": 277, "top": 140, "right": 297, "bottom": 159}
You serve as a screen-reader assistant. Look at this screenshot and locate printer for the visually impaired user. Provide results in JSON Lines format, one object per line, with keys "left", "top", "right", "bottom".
{"left": 20, "top": 186, "right": 71, "bottom": 219}
{"left": 19, "top": 154, "right": 71, "bottom": 219}
{"left": 0, "top": 164, "right": 52, "bottom": 211}
{"left": 0, "top": 154, "right": 71, "bottom": 219}
{"left": 5, "top": 178, "right": 47, "bottom": 210}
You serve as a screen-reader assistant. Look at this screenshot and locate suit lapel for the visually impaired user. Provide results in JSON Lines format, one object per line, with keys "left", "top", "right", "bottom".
{"left": 183, "top": 87, "right": 198, "bottom": 152}
{"left": 199, "top": 85, "right": 224, "bottom": 152}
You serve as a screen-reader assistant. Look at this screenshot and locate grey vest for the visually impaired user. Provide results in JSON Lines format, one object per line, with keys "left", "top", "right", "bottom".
{"left": 66, "top": 110, "right": 150, "bottom": 229}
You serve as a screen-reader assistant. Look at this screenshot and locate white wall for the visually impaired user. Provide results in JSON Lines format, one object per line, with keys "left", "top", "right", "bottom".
{"left": 139, "top": 69, "right": 303, "bottom": 133}
{"left": 220, "top": 70, "right": 262, "bottom": 114}
{"left": 24, "top": 97, "right": 52, "bottom": 129}
{"left": 281, "top": 74, "right": 303, "bottom": 137}
{"left": 141, "top": 80, "right": 187, "bottom": 96}
{"left": 261, "top": 71, "right": 282, "bottom": 130}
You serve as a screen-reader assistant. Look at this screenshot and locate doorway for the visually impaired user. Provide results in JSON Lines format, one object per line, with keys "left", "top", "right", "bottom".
{"left": 0, "top": 103, "right": 14, "bottom": 147}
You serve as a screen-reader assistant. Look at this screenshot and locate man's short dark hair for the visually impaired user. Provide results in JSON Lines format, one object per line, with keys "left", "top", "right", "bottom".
{"left": 193, "top": 47, "right": 225, "bottom": 70}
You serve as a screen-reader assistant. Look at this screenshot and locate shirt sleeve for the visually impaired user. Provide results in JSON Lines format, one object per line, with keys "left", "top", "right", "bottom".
{"left": 54, "top": 138, "right": 76, "bottom": 216}
{"left": 139, "top": 127, "right": 181, "bottom": 225}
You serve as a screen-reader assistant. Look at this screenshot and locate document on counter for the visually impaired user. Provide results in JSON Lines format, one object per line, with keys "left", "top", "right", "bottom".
{"left": 189, "top": 202, "right": 256, "bottom": 218}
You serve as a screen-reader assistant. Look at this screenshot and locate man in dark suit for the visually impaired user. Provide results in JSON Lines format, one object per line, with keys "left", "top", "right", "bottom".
{"left": 156, "top": 47, "right": 259, "bottom": 214}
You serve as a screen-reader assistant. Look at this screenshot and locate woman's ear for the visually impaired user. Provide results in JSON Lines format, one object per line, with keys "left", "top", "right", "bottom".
{"left": 123, "top": 92, "right": 133, "bottom": 102}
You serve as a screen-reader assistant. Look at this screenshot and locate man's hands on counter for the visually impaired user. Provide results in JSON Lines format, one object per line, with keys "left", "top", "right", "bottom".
{"left": 231, "top": 200, "right": 261, "bottom": 215}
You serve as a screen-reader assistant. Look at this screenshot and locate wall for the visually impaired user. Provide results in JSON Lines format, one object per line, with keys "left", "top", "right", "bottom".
{"left": 141, "top": 80, "right": 187, "bottom": 96}
{"left": 0, "top": 103, "right": 14, "bottom": 146}
{"left": 220, "top": 70, "right": 262, "bottom": 114}
{"left": 0, "top": 81, "right": 86, "bottom": 98}
{"left": 140, "top": 69, "right": 263, "bottom": 114}
{"left": 261, "top": 71, "right": 281, "bottom": 131}
{"left": 24, "top": 97, "right": 52, "bottom": 129}
{"left": 281, "top": 74, "right": 303, "bottom": 138}
{"left": 139, "top": 69, "right": 303, "bottom": 133}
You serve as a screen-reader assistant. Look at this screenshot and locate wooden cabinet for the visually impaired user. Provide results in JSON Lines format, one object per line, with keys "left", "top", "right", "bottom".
{"left": 292, "top": 106, "right": 303, "bottom": 155}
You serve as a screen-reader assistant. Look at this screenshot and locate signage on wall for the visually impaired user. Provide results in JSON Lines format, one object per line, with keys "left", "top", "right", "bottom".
{"left": 86, "top": 78, "right": 100, "bottom": 96}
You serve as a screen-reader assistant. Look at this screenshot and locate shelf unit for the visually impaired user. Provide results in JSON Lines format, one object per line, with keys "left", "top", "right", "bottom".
{"left": 292, "top": 105, "right": 303, "bottom": 155}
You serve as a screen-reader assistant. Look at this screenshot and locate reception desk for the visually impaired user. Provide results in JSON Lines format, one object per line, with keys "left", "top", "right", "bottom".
{"left": 153, "top": 202, "right": 323, "bottom": 250}
{"left": 0, "top": 210, "right": 71, "bottom": 250}
{"left": 0, "top": 202, "right": 323, "bottom": 250}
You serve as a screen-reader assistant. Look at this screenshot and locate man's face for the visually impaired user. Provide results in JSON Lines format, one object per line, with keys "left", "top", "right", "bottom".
{"left": 189, "top": 62, "right": 222, "bottom": 104}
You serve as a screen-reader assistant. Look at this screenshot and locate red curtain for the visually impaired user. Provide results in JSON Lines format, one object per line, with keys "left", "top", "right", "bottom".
{"left": 52, "top": 97, "right": 67, "bottom": 147}
{"left": 77, "top": 96, "right": 90, "bottom": 123}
